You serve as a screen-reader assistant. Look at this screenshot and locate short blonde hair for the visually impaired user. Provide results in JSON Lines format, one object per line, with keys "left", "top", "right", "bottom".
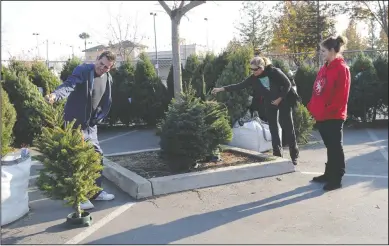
{"left": 250, "top": 56, "right": 272, "bottom": 69}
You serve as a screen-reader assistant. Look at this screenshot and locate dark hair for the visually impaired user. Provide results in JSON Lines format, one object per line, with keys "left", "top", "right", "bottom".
{"left": 98, "top": 50, "right": 116, "bottom": 61}
{"left": 321, "top": 35, "right": 347, "bottom": 53}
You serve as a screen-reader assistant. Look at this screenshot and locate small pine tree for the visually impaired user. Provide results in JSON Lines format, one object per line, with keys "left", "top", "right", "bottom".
{"left": 293, "top": 102, "right": 315, "bottom": 144}
{"left": 1, "top": 87, "right": 17, "bottom": 156}
{"left": 60, "top": 58, "right": 82, "bottom": 82}
{"left": 35, "top": 105, "right": 102, "bottom": 218}
{"left": 159, "top": 85, "right": 232, "bottom": 171}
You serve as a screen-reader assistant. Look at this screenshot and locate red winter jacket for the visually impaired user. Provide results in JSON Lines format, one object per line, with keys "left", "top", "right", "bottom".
{"left": 307, "top": 57, "right": 351, "bottom": 122}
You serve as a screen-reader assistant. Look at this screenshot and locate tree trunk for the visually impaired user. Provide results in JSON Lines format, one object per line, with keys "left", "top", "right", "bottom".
{"left": 171, "top": 18, "right": 183, "bottom": 100}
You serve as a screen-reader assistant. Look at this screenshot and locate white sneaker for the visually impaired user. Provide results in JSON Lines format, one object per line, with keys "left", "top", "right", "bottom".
{"left": 93, "top": 191, "right": 115, "bottom": 201}
{"left": 80, "top": 200, "right": 95, "bottom": 210}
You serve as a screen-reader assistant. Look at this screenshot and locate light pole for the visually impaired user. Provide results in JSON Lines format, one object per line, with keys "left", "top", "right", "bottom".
{"left": 46, "top": 39, "right": 49, "bottom": 67}
{"left": 69, "top": 45, "right": 74, "bottom": 59}
{"left": 204, "top": 17, "right": 209, "bottom": 52}
{"left": 150, "top": 12, "right": 159, "bottom": 76}
{"left": 32, "top": 33, "right": 40, "bottom": 58}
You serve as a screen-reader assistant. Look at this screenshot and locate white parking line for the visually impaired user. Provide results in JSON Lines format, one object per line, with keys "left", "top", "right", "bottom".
{"left": 65, "top": 202, "right": 136, "bottom": 244}
{"left": 300, "top": 171, "right": 388, "bottom": 179}
{"left": 99, "top": 130, "right": 138, "bottom": 143}
{"left": 366, "top": 129, "right": 388, "bottom": 162}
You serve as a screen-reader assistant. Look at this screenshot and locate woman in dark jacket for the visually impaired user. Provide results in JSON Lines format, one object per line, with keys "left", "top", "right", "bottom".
{"left": 212, "top": 56, "right": 299, "bottom": 165}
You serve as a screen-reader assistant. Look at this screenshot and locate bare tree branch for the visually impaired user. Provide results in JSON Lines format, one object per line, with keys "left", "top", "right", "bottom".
{"left": 181, "top": 1, "right": 206, "bottom": 16}
{"left": 106, "top": 7, "right": 143, "bottom": 61}
{"left": 159, "top": 1, "right": 172, "bottom": 16}
{"left": 179, "top": 0, "right": 185, "bottom": 9}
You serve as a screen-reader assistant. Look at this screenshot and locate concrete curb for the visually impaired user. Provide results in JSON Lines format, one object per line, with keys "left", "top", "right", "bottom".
{"left": 105, "top": 148, "right": 160, "bottom": 157}
{"left": 103, "top": 146, "right": 295, "bottom": 198}
{"left": 102, "top": 157, "right": 153, "bottom": 199}
{"left": 150, "top": 146, "right": 295, "bottom": 196}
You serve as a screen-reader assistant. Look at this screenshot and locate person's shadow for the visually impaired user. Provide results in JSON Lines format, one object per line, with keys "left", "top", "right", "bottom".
{"left": 87, "top": 183, "right": 325, "bottom": 244}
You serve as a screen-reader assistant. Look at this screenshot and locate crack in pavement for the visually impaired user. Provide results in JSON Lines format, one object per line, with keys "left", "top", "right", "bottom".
{"left": 191, "top": 189, "right": 203, "bottom": 201}
{"left": 146, "top": 199, "right": 159, "bottom": 208}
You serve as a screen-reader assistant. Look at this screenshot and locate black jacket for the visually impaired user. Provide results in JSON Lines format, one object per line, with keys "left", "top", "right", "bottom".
{"left": 223, "top": 65, "right": 292, "bottom": 106}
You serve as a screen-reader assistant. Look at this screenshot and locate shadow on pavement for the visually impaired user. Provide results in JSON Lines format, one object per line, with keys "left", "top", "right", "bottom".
{"left": 86, "top": 183, "right": 326, "bottom": 244}
{"left": 1, "top": 178, "right": 133, "bottom": 245}
{"left": 86, "top": 166, "right": 388, "bottom": 244}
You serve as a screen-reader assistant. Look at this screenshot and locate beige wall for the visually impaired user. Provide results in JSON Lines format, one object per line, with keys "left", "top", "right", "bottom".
{"left": 84, "top": 46, "right": 146, "bottom": 62}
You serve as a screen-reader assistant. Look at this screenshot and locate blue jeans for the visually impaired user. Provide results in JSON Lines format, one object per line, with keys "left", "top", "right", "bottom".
{"left": 82, "top": 125, "right": 103, "bottom": 197}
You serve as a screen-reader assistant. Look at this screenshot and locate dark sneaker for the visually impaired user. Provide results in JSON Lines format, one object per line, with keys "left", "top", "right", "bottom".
{"left": 323, "top": 181, "right": 342, "bottom": 191}
{"left": 312, "top": 174, "right": 328, "bottom": 183}
{"left": 292, "top": 159, "right": 298, "bottom": 165}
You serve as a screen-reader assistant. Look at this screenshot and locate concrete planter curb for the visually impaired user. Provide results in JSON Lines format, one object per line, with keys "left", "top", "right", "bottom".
{"left": 102, "top": 157, "right": 153, "bottom": 199}
{"left": 103, "top": 146, "right": 295, "bottom": 199}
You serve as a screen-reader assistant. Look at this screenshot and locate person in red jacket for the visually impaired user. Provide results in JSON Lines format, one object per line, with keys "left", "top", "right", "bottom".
{"left": 307, "top": 35, "right": 351, "bottom": 191}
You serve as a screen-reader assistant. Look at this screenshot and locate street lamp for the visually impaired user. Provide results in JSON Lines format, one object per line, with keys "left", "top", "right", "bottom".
{"left": 150, "top": 12, "right": 159, "bottom": 76}
{"left": 32, "top": 33, "right": 40, "bottom": 58}
{"left": 204, "top": 17, "right": 209, "bottom": 52}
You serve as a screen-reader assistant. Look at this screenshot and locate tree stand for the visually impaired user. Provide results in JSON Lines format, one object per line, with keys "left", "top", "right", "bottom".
{"left": 66, "top": 212, "right": 92, "bottom": 227}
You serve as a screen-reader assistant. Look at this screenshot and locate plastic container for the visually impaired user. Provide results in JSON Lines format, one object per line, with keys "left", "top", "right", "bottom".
{"left": 1, "top": 148, "right": 31, "bottom": 226}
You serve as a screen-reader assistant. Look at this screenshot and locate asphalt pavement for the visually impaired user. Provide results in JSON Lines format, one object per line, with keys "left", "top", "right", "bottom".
{"left": 1, "top": 127, "right": 387, "bottom": 244}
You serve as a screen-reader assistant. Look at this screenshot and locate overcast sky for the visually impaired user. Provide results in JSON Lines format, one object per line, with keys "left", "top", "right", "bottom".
{"left": 2, "top": 1, "right": 355, "bottom": 61}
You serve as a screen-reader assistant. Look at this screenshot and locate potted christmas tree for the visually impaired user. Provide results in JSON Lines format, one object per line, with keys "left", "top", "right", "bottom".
{"left": 34, "top": 105, "right": 102, "bottom": 227}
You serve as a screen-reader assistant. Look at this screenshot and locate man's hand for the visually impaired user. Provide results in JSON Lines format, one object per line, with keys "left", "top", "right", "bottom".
{"left": 211, "top": 87, "right": 225, "bottom": 95}
{"left": 271, "top": 97, "right": 282, "bottom": 106}
{"left": 45, "top": 93, "right": 56, "bottom": 104}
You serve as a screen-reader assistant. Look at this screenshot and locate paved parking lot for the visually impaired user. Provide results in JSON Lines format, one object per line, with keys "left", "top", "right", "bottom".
{"left": 1, "top": 128, "right": 387, "bottom": 244}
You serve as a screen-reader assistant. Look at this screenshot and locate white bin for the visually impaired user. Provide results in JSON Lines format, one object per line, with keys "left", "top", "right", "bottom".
{"left": 229, "top": 119, "right": 282, "bottom": 153}
{"left": 1, "top": 149, "right": 31, "bottom": 226}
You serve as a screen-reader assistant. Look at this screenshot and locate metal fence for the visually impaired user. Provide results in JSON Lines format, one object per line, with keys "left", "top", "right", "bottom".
{"left": 264, "top": 49, "right": 389, "bottom": 71}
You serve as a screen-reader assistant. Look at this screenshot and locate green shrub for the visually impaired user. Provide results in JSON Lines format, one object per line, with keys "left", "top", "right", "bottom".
{"left": 60, "top": 57, "right": 82, "bottom": 82}
{"left": 182, "top": 54, "right": 201, "bottom": 94}
{"left": 272, "top": 59, "right": 291, "bottom": 75}
{"left": 2, "top": 70, "right": 46, "bottom": 146}
{"left": 166, "top": 64, "right": 185, "bottom": 101}
{"left": 1, "top": 87, "right": 17, "bottom": 156}
{"left": 205, "top": 51, "right": 230, "bottom": 92}
{"left": 8, "top": 59, "right": 32, "bottom": 76}
{"left": 109, "top": 61, "right": 136, "bottom": 126}
{"left": 294, "top": 64, "right": 318, "bottom": 106}
{"left": 349, "top": 53, "right": 381, "bottom": 122}
{"left": 373, "top": 55, "right": 388, "bottom": 110}
{"left": 293, "top": 102, "right": 315, "bottom": 144}
{"left": 159, "top": 86, "right": 232, "bottom": 171}
{"left": 214, "top": 45, "right": 253, "bottom": 124}
{"left": 133, "top": 53, "right": 168, "bottom": 126}
{"left": 29, "top": 61, "right": 62, "bottom": 95}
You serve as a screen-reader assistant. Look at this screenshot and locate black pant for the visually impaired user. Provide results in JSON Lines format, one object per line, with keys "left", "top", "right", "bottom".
{"left": 316, "top": 120, "right": 346, "bottom": 180}
{"left": 266, "top": 101, "right": 299, "bottom": 160}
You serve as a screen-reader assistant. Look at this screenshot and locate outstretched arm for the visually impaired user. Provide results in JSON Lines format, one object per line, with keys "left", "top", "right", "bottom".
{"left": 51, "top": 65, "right": 86, "bottom": 101}
{"left": 223, "top": 75, "right": 254, "bottom": 92}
